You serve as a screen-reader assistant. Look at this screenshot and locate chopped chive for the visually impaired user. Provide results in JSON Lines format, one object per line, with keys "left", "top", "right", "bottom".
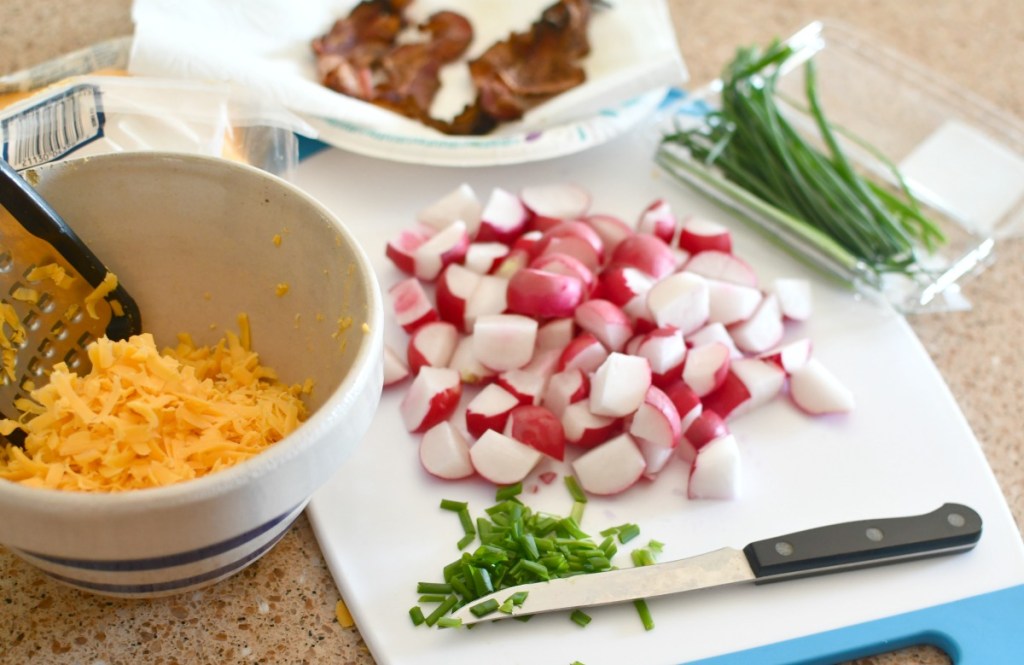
{"left": 456, "top": 532, "right": 476, "bottom": 550}
{"left": 564, "top": 475, "right": 587, "bottom": 503}
{"left": 495, "top": 482, "right": 523, "bottom": 501}
{"left": 469, "top": 598, "right": 500, "bottom": 617}
{"left": 570, "top": 500, "right": 586, "bottom": 525}
{"left": 416, "top": 582, "right": 452, "bottom": 595}
{"left": 631, "top": 548, "right": 656, "bottom": 568}
{"left": 436, "top": 616, "right": 463, "bottom": 628}
{"left": 570, "top": 609, "right": 592, "bottom": 627}
{"left": 409, "top": 605, "right": 425, "bottom": 626}
{"left": 634, "top": 599, "right": 655, "bottom": 631}
{"left": 616, "top": 523, "right": 641, "bottom": 544}
{"left": 439, "top": 499, "right": 468, "bottom": 512}
{"left": 417, "top": 594, "right": 448, "bottom": 603}
{"left": 424, "top": 595, "right": 459, "bottom": 626}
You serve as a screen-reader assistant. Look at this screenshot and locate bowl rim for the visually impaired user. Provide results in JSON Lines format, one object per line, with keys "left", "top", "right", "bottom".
{"left": 0, "top": 151, "right": 384, "bottom": 513}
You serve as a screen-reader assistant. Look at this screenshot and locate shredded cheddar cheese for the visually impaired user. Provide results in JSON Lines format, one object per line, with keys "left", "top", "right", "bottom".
{"left": 26, "top": 263, "right": 75, "bottom": 289}
{"left": 335, "top": 599, "right": 355, "bottom": 628}
{"left": 0, "top": 330, "right": 309, "bottom": 492}
{"left": 275, "top": 283, "right": 290, "bottom": 297}
{"left": 84, "top": 271, "right": 118, "bottom": 319}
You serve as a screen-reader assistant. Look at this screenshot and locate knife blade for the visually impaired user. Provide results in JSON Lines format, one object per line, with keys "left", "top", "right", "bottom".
{"left": 449, "top": 502, "right": 981, "bottom": 625}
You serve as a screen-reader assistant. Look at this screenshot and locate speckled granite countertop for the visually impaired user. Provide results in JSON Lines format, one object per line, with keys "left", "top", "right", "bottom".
{"left": 1, "top": 1, "right": 1021, "bottom": 663}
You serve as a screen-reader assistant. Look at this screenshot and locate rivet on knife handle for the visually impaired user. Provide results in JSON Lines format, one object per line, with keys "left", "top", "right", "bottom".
{"left": 743, "top": 503, "right": 982, "bottom": 583}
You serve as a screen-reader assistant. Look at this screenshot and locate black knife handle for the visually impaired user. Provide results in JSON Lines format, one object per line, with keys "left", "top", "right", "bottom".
{"left": 743, "top": 503, "right": 982, "bottom": 583}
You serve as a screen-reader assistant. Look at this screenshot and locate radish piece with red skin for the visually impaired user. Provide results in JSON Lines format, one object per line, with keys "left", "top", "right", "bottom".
{"left": 464, "top": 274, "right": 509, "bottom": 329}
{"left": 417, "top": 183, "right": 482, "bottom": 237}
{"left": 571, "top": 433, "right": 647, "bottom": 495}
{"left": 506, "top": 268, "right": 585, "bottom": 320}
{"left": 628, "top": 385, "right": 682, "bottom": 450}
{"left": 520, "top": 183, "right": 591, "bottom": 227}
{"left": 477, "top": 187, "right": 529, "bottom": 244}
{"left": 684, "top": 250, "right": 758, "bottom": 287}
{"left": 541, "top": 368, "right": 589, "bottom": 418}
{"left": 385, "top": 227, "right": 429, "bottom": 275}
{"left": 505, "top": 404, "right": 566, "bottom": 461}
{"left": 561, "top": 401, "right": 620, "bottom": 449}
{"left": 472, "top": 313, "right": 538, "bottom": 372}
{"left": 419, "top": 421, "right": 474, "bottom": 480}
{"left": 680, "top": 408, "right": 728, "bottom": 463}
{"left": 537, "top": 235, "right": 601, "bottom": 272}
{"left": 537, "top": 220, "right": 605, "bottom": 262}
{"left": 638, "top": 439, "right": 676, "bottom": 478}
{"left": 663, "top": 380, "right": 703, "bottom": 443}
{"left": 407, "top": 321, "right": 459, "bottom": 374}
{"left": 686, "top": 322, "right": 743, "bottom": 359}
{"left": 646, "top": 271, "right": 710, "bottom": 334}
{"left": 469, "top": 430, "right": 544, "bottom": 485}
{"left": 389, "top": 277, "right": 438, "bottom": 333}
{"left": 706, "top": 278, "right": 763, "bottom": 326}
{"left": 413, "top": 220, "right": 469, "bottom": 281}
{"left": 678, "top": 217, "right": 733, "bottom": 255}
{"left": 682, "top": 341, "right": 731, "bottom": 397}
{"left": 609, "top": 234, "right": 677, "bottom": 280}
{"left": 772, "top": 277, "right": 813, "bottom": 321}
{"left": 759, "top": 338, "right": 813, "bottom": 374}
{"left": 530, "top": 252, "right": 596, "bottom": 294}
{"left": 584, "top": 213, "right": 634, "bottom": 254}
{"left": 589, "top": 352, "right": 652, "bottom": 418}
{"left": 789, "top": 358, "right": 855, "bottom": 414}
{"left": 703, "top": 358, "right": 786, "bottom": 420}
{"left": 494, "top": 248, "right": 532, "bottom": 278}
{"left": 436, "top": 263, "right": 481, "bottom": 331}
{"left": 688, "top": 434, "right": 742, "bottom": 500}
{"left": 574, "top": 299, "right": 634, "bottom": 352}
{"left": 464, "top": 242, "right": 510, "bottom": 274}
{"left": 448, "top": 334, "right": 494, "bottom": 384}
{"left": 496, "top": 349, "right": 560, "bottom": 405}
{"left": 536, "top": 317, "right": 576, "bottom": 353}
{"left": 383, "top": 343, "right": 410, "bottom": 387}
{"left": 729, "top": 293, "right": 784, "bottom": 354}
{"left": 557, "top": 332, "right": 610, "bottom": 374}
{"left": 637, "top": 199, "right": 677, "bottom": 244}
{"left": 465, "top": 383, "right": 520, "bottom": 438}
{"left": 511, "top": 230, "right": 544, "bottom": 258}
{"left": 632, "top": 327, "right": 687, "bottom": 388}
{"left": 597, "top": 265, "right": 656, "bottom": 310}
{"left": 400, "top": 366, "right": 462, "bottom": 433}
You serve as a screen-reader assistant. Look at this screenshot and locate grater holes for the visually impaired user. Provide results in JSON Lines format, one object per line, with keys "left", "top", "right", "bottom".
{"left": 76, "top": 330, "right": 95, "bottom": 350}
{"left": 22, "top": 309, "right": 40, "bottom": 331}
{"left": 26, "top": 355, "right": 45, "bottom": 378}
{"left": 37, "top": 338, "right": 55, "bottom": 358}
{"left": 51, "top": 320, "right": 68, "bottom": 341}
{"left": 63, "top": 304, "right": 83, "bottom": 324}
{"left": 63, "top": 348, "right": 84, "bottom": 373}
{"left": 0, "top": 249, "right": 11, "bottom": 273}
{"left": 36, "top": 292, "right": 55, "bottom": 314}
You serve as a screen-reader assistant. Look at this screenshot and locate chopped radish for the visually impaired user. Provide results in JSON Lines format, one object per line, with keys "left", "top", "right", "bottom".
{"left": 538, "top": 220, "right": 605, "bottom": 263}
{"left": 417, "top": 183, "right": 482, "bottom": 237}
{"left": 684, "top": 250, "right": 758, "bottom": 287}
{"left": 584, "top": 213, "right": 634, "bottom": 254}
{"left": 535, "top": 317, "right": 576, "bottom": 352}
{"left": 464, "top": 274, "right": 509, "bottom": 329}
{"left": 609, "top": 234, "right": 677, "bottom": 280}
{"left": 541, "top": 368, "right": 589, "bottom": 418}
{"left": 469, "top": 430, "right": 544, "bottom": 485}
{"left": 636, "top": 199, "right": 677, "bottom": 244}
{"left": 557, "top": 332, "right": 610, "bottom": 374}
{"left": 529, "top": 252, "right": 596, "bottom": 294}
{"left": 772, "top": 277, "right": 813, "bottom": 321}
{"left": 759, "top": 338, "right": 813, "bottom": 374}
{"left": 729, "top": 293, "right": 784, "bottom": 354}
{"left": 494, "top": 248, "right": 531, "bottom": 278}
{"left": 589, "top": 352, "right": 652, "bottom": 418}
{"left": 537, "top": 235, "right": 600, "bottom": 272}
{"left": 702, "top": 358, "right": 786, "bottom": 420}
{"left": 597, "top": 265, "right": 656, "bottom": 310}
{"left": 385, "top": 227, "right": 429, "bottom": 275}
{"left": 477, "top": 187, "right": 529, "bottom": 244}
{"left": 420, "top": 421, "right": 474, "bottom": 480}
{"left": 520, "top": 183, "right": 591, "bottom": 228}
{"left": 511, "top": 230, "right": 545, "bottom": 258}
{"left": 646, "top": 271, "right": 710, "bottom": 335}
{"left": 682, "top": 341, "right": 731, "bottom": 397}
{"left": 677, "top": 217, "right": 733, "bottom": 255}
{"left": 663, "top": 380, "right": 703, "bottom": 443}
{"left": 639, "top": 438, "right": 677, "bottom": 477}
{"left": 505, "top": 404, "right": 566, "bottom": 461}
{"left": 383, "top": 343, "right": 411, "bottom": 387}
{"left": 688, "top": 434, "right": 742, "bottom": 500}
{"left": 472, "top": 314, "right": 538, "bottom": 372}
{"left": 407, "top": 321, "right": 459, "bottom": 374}
{"left": 465, "top": 383, "right": 520, "bottom": 438}
{"left": 448, "top": 334, "right": 495, "bottom": 384}
{"left": 631, "top": 327, "right": 687, "bottom": 387}
{"left": 571, "top": 433, "right": 646, "bottom": 495}
{"left": 435, "top": 263, "right": 481, "bottom": 331}
{"left": 686, "top": 322, "right": 743, "bottom": 359}
{"left": 389, "top": 277, "right": 438, "bottom": 333}
{"left": 506, "top": 268, "right": 585, "bottom": 319}
{"left": 399, "top": 366, "right": 462, "bottom": 433}
{"left": 681, "top": 408, "right": 729, "bottom": 462}
{"left": 706, "top": 278, "right": 763, "bottom": 326}
{"left": 561, "top": 401, "right": 620, "bottom": 449}
{"left": 574, "top": 299, "right": 633, "bottom": 352}
{"left": 464, "top": 242, "right": 510, "bottom": 274}
{"left": 789, "top": 358, "right": 855, "bottom": 415}
{"left": 628, "top": 386, "right": 682, "bottom": 450}
{"left": 413, "top": 220, "right": 469, "bottom": 281}
{"left": 496, "top": 349, "right": 558, "bottom": 405}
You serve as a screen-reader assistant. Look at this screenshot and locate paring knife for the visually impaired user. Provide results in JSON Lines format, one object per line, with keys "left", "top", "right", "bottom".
{"left": 449, "top": 503, "right": 981, "bottom": 625}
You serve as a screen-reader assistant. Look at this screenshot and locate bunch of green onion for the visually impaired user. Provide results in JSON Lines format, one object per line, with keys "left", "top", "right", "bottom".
{"left": 660, "top": 40, "right": 946, "bottom": 278}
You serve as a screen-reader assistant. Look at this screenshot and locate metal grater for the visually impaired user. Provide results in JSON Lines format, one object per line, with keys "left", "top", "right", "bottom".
{"left": 0, "top": 157, "right": 141, "bottom": 444}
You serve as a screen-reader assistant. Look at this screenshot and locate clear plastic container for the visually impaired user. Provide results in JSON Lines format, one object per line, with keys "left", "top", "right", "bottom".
{"left": 656, "top": 20, "right": 1024, "bottom": 312}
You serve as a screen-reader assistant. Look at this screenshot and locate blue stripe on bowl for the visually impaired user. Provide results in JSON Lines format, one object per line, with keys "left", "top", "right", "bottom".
{"left": 38, "top": 523, "right": 292, "bottom": 596}
{"left": 19, "top": 503, "right": 301, "bottom": 572}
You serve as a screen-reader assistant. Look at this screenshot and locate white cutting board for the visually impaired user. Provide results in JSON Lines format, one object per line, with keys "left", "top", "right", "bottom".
{"left": 296, "top": 122, "right": 1024, "bottom": 665}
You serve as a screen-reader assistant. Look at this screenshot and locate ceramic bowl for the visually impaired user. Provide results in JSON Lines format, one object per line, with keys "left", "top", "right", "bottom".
{"left": 0, "top": 152, "right": 383, "bottom": 597}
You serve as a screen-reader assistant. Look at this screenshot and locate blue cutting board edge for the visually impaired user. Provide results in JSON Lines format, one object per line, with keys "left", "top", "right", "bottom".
{"left": 687, "top": 583, "right": 1024, "bottom": 664}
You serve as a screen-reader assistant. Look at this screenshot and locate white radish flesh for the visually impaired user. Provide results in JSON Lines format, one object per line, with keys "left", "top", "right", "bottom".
{"left": 677, "top": 217, "right": 733, "bottom": 255}
{"left": 646, "top": 271, "right": 710, "bottom": 334}
{"left": 472, "top": 314, "right": 538, "bottom": 372}
{"left": 464, "top": 274, "right": 509, "bottom": 330}
{"left": 383, "top": 343, "right": 411, "bottom": 387}
{"left": 407, "top": 320, "right": 459, "bottom": 374}
{"left": 535, "top": 317, "right": 576, "bottom": 353}
{"left": 389, "top": 277, "right": 438, "bottom": 333}
{"left": 435, "top": 263, "right": 481, "bottom": 332}
{"left": 420, "top": 421, "right": 474, "bottom": 480}
{"left": 465, "top": 383, "right": 520, "bottom": 439}
{"left": 589, "top": 352, "right": 652, "bottom": 418}
{"left": 477, "top": 187, "right": 529, "bottom": 244}
{"left": 448, "top": 334, "right": 494, "bottom": 384}
{"left": 561, "top": 401, "right": 620, "bottom": 449}
{"left": 574, "top": 299, "right": 634, "bottom": 352}
{"left": 520, "top": 183, "right": 592, "bottom": 226}
{"left": 686, "top": 322, "right": 743, "bottom": 359}
{"left": 789, "top": 358, "right": 855, "bottom": 415}
{"left": 706, "top": 278, "right": 763, "bottom": 326}
{"left": 628, "top": 386, "right": 682, "bottom": 450}
{"left": 464, "top": 242, "right": 510, "bottom": 274}
{"left": 469, "top": 430, "right": 544, "bottom": 485}
{"left": 680, "top": 408, "right": 729, "bottom": 462}
{"left": 729, "top": 293, "right": 784, "bottom": 354}
{"left": 703, "top": 358, "right": 786, "bottom": 420}
{"left": 571, "top": 433, "right": 646, "bottom": 495}
{"left": 385, "top": 228, "right": 428, "bottom": 275}
{"left": 584, "top": 213, "right": 634, "bottom": 254}
{"left": 399, "top": 366, "right": 462, "bottom": 433}
{"left": 772, "top": 277, "right": 813, "bottom": 321}
{"left": 413, "top": 220, "right": 469, "bottom": 281}
{"left": 417, "top": 183, "right": 482, "bottom": 237}
{"left": 759, "top": 338, "right": 813, "bottom": 374}
{"left": 557, "top": 332, "right": 610, "bottom": 374}
{"left": 688, "top": 434, "right": 742, "bottom": 500}
{"left": 610, "top": 234, "right": 677, "bottom": 280}
{"left": 684, "top": 250, "right": 758, "bottom": 287}
{"left": 682, "top": 341, "right": 731, "bottom": 397}
{"left": 541, "top": 368, "right": 589, "bottom": 418}
{"left": 529, "top": 252, "right": 596, "bottom": 294}
{"left": 632, "top": 327, "right": 687, "bottom": 387}
{"left": 636, "top": 199, "right": 677, "bottom": 244}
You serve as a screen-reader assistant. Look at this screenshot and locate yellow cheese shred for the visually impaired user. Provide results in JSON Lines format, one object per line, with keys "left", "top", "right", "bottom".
{"left": 0, "top": 330, "right": 309, "bottom": 492}
{"left": 84, "top": 271, "right": 118, "bottom": 319}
